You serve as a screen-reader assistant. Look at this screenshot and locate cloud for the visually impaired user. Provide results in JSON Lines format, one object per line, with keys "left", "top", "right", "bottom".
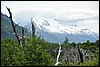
{"left": 76, "top": 19, "right": 99, "bottom": 33}
{"left": 13, "top": 7, "right": 99, "bottom": 33}
{"left": 55, "top": 8, "right": 99, "bottom": 20}
{"left": 54, "top": 7, "right": 99, "bottom": 33}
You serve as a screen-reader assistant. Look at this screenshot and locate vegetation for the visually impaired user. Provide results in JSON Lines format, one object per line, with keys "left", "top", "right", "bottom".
{"left": 1, "top": 13, "right": 30, "bottom": 40}
{"left": 1, "top": 36, "right": 99, "bottom": 66}
{"left": 1, "top": 7, "right": 99, "bottom": 66}
{"left": 64, "top": 36, "right": 68, "bottom": 44}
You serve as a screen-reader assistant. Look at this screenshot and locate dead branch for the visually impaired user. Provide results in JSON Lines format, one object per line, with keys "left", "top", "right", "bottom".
{"left": 31, "top": 18, "right": 35, "bottom": 37}
{"left": 77, "top": 46, "right": 83, "bottom": 63}
{"left": 55, "top": 43, "right": 63, "bottom": 65}
{"left": 22, "top": 28, "right": 25, "bottom": 44}
{"left": 15, "top": 22, "right": 20, "bottom": 28}
{"left": 6, "top": 7, "right": 21, "bottom": 45}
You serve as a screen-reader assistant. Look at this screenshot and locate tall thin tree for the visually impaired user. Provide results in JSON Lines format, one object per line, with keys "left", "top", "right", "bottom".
{"left": 30, "top": 18, "right": 35, "bottom": 37}
{"left": 6, "top": 7, "right": 21, "bottom": 45}
{"left": 77, "top": 45, "right": 83, "bottom": 63}
{"left": 22, "top": 28, "right": 25, "bottom": 44}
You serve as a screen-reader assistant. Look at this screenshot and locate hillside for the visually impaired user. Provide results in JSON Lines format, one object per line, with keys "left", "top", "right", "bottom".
{"left": 25, "top": 16, "right": 99, "bottom": 43}
{"left": 1, "top": 12, "right": 99, "bottom": 66}
{"left": 1, "top": 36, "right": 99, "bottom": 66}
{"left": 1, "top": 13, "right": 30, "bottom": 40}
{"left": 1, "top": 1, "right": 99, "bottom": 66}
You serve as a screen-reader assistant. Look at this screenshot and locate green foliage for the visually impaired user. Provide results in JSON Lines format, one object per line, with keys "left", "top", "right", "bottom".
{"left": 1, "top": 36, "right": 99, "bottom": 66}
{"left": 1, "top": 10, "right": 99, "bottom": 66}
{"left": 1, "top": 37, "right": 55, "bottom": 66}
{"left": 1, "top": 13, "right": 30, "bottom": 40}
{"left": 64, "top": 37, "right": 68, "bottom": 45}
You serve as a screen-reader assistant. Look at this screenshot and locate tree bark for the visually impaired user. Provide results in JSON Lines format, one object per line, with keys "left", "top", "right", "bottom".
{"left": 55, "top": 43, "right": 62, "bottom": 65}
{"left": 6, "top": 7, "right": 21, "bottom": 45}
{"left": 22, "top": 28, "right": 25, "bottom": 44}
{"left": 77, "top": 46, "right": 83, "bottom": 63}
{"left": 31, "top": 18, "right": 35, "bottom": 37}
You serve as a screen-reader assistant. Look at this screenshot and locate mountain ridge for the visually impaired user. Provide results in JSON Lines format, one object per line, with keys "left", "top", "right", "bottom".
{"left": 1, "top": 13, "right": 30, "bottom": 40}
{"left": 25, "top": 16, "right": 99, "bottom": 43}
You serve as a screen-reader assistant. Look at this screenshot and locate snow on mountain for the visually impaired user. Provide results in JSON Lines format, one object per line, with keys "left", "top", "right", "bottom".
{"left": 25, "top": 16, "right": 99, "bottom": 43}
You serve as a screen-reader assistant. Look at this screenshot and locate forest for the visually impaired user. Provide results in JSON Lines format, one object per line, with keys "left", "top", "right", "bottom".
{"left": 1, "top": 36, "right": 99, "bottom": 66}
{"left": 1, "top": 7, "right": 99, "bottom": 66}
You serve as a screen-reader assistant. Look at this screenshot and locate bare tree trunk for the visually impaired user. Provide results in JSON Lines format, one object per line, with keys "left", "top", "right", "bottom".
{"left": 6, "top": 7, "right": 21, "bottom": 45}
{"left": 55, "top": 43, "right": 63, "bottom": 65}
{"left": 31, "top": 18, "right": 35, "bottom": 37}
{"left": 22, "top": 28, "right": 25, "bottom": 44}
{"left": 77, "top": 46, "right": 83, "bottom": 63}
{"left": 32, "top": 22, "right": 35, "bottom": 37}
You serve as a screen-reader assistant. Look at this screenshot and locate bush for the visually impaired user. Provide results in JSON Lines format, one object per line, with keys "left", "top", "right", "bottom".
{"left": 1, "top": 38, "right": 99, "bottom": 66}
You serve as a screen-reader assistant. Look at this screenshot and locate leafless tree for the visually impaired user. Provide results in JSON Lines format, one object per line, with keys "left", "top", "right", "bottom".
{"left": 55, "top": 43, "right": 63, "bottom": 65}
{"left": 77, "top": 46, "right": 83, "bottom": 63}
{"left": 21, "top": 28, "right": 25, "bottom": 44}
{"left": 6, "top": 7, "right": 25, "bottom": 46}
{"left": 30, "top": 18, "right": 35, "bottom": 37}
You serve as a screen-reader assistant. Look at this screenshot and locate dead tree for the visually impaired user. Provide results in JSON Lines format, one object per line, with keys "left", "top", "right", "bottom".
{"left": 6, "top": 7, "right": 25, "bottom": 46}
{"left": 77, "top": 46, "right": 83, "bottom": 63}
{"left": 30, "top": 18, "right": 35, "bottom": 37}
{"left": 6, "top": 7, "right": 21, "bottom": 45}
{"left": 21, "top": 28, "right": 25, "bottom": 44}
{"left": 55, "top": 43, "right": 63, "bottom": 65}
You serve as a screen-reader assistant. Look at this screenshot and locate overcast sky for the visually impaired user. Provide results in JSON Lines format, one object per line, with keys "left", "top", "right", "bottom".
{"left": 1, "top": 1, "right": 99, "bottom": 33}
{"left": 1, "top": 1, "right": 99, "bottom": 15}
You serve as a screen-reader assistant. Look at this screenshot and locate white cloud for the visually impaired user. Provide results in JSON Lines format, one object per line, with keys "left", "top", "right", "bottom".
{"left": 1, "top": 1, "right": 99, "bottom": 33}
{"left": 76, "top": 19, "right": 99, "bottom": 33}
{"left": 55, "top": 8, "right": 99, "bottom": 20}
{"left": 12, "top": 7, "right": 99, "bottom": 33}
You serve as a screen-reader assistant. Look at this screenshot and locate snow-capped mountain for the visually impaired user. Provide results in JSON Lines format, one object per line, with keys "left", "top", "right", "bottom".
{"left": 25, "top": 16, "right": 99, "bottom": 43}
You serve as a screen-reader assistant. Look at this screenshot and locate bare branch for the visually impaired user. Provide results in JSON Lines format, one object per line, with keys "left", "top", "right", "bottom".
{"left": 6, "top": 7, "right": 21, "bottom": 45}
{"left": 6, "top": 7, "right": 12, "bottom": 19}
{"left": 22, "top": 28, "right": 25, "bottom": 44}
{"left": 55, "top": 43, "right": 63, "bottom": 65}
{"left": 77, "top": 46, "right": 83, "bottom": 63}
{"left": 30, "top": 18, "right": 35, "bottom": 37}
{"left": 15, "top": 22, "right": 20, "bottom": 28}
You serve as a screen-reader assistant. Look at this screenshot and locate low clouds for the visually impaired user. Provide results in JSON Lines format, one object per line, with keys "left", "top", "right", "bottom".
{"left": 55, "top": 8, "right": 99, "bottom": 33}
{"left": 13, "top": 7, "right": 99, "bottom": 33}
{"left": 55, "top": 8, "right": 98, "bottom": 20}
{"left": 1, "top": 1, "right": 99, "bottom": 33}
{"left": 76, "top": 19, "right": 99, "bottom": 33}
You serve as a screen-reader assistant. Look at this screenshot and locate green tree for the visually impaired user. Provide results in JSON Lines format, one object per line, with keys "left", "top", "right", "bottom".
{"left": 64, "top": 37, "right": 68, "bottom": 45}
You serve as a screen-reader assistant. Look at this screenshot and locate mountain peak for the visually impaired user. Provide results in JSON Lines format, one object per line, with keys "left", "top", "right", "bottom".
{"left": 25, "top": 16, "right": 99, "bottom": 43}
